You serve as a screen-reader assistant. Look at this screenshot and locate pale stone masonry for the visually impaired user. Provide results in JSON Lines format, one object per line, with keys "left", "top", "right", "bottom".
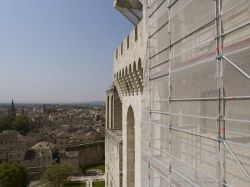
{"left": 105, "top": 5, "right": 145, "bottom": 186}
{"left": 106, "top": 0, "right": 250, "bottom": 187}
{"left": 105, "top": 130, "right": 122, "bottom": 187}
{"left": 114, "top": 21, "right": 144, "bottom": 98}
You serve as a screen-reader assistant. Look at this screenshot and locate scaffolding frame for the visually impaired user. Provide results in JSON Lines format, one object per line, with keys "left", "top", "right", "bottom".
{"left": 142, "top": 0, "right": 250, "bottom": 186}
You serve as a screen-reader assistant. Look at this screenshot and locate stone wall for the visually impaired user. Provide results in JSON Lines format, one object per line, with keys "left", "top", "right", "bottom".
{"left": 105, "top": 130, "right": 122, "bottom": 187}
{"left": 65, "top": 141, "right": 104, "bottom": 168}
{"left": 105, "top": 9, "right": 145, "bottom": 187}
{"left": 106, "top": 86, "right": 122, "bottom": 130}
{"left": 122, "top": 95, "right": 142, "bottom": 187}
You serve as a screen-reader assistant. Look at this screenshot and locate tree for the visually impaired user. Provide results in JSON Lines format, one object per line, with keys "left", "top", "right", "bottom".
{"left": 46, "top": 108, "right": 57, "bottom": 114}
{"left": 0, "top": 115, "right": 12, "bottom": 132}
{"left": 42, "top": 164, "right": 72, "bottom": 187}
{"left": 0, "top": 163, "right": 27, "bottom": 187}
{"left": 13, "top": 115, "right": 29, "bottom": 135}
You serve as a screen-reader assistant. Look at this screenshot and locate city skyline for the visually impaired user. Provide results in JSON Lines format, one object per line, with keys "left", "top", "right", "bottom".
{"left": 0, "top": 0, "right": 133, "bottom": 103}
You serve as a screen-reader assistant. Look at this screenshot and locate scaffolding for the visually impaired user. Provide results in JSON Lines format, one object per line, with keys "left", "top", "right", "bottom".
{"left": 141, "top": 0, "right": 250, "bottom": 186}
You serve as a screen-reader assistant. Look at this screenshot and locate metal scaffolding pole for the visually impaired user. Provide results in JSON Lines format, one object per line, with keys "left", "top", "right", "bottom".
{"left": 141, "top": 0, "right": 250, "bottom": 186}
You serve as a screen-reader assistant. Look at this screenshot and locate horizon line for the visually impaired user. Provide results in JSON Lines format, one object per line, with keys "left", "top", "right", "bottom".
{"left": 0, "top": 101, "right": 105, "bottom": 105}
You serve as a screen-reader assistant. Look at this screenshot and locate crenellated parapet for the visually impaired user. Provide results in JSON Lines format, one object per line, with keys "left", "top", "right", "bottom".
{"left": 114, "top": 58, "right": 143, "bottom": 97}
{"left": 113, "top": 21, "right": 145, "bottom": 98}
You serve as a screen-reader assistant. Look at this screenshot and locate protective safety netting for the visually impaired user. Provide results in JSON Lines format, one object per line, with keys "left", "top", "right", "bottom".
{"left": 141, "top": 0, "right": 250, "bottom": 186}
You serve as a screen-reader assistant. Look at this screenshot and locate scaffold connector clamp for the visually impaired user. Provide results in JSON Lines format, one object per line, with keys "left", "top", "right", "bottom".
{"left": 216, "top": 54, "right": 222, "bottom": 60}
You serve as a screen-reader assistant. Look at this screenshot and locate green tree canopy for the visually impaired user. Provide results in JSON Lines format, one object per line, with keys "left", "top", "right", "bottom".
{"left": 0, "top": 115, "right": 12, "bottom": 132}
{"left": 46, "top": 108, "right": 57, "bottom": 114}
{"left": 13, "top": 115, "right": 29, "bottom": 135}
{"left": 0, "top": 163, "right": 27, "bottom": 187}
{"left": 42, "top": 164, "right": 72, "bottom": 187}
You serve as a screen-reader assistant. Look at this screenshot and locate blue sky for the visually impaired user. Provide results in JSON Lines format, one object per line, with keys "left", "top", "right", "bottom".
{"left": 0, "top": 0, "right": 133, "bottom": 103}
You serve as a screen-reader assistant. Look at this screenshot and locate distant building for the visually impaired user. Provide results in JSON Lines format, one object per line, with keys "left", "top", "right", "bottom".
{"left": 65, "top": 141, "right": 104, "bottom": 172}
{"left": 0, "top": 130, "right": 27, "bottom": 164}
{"left": 42, "top": 104, "right": 46, "bottom": 114}
{"left": 42, "top": 104, "right": 47, "bottom": 122}
{"left": 8, "top": 100, "right": 16, "bottom": 124}
{"left": 30, "top": 142, "right": 53, "bottom": 167}
{"left": 55, "top": 132, "right": 72, "bottom": 152}
{"left": 60, "top": 150, "right": 80, "bottom": 174}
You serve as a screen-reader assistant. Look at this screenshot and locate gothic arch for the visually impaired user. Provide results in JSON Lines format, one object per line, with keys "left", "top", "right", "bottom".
{"left": 133, "top": 61, "right": 137, "bottom": 72}
{"left": 123, "top": 68, "right": 126, "bottom": 77}
{"left": 119, "top": 70, "right": 122, "bottom": 79}
{"left": 129, "top": 64, "right": 132, "bottom": 73}
{"left": 111, "top": 95, "right": 114, "bottom": 129}
{"left": 107, "top": 96, "right": 110, "bottom": 129}
{"left": 138, "top": 58, "right": 142, "bottom": 70}
{"left": 125, "top": 67, "right": 128, "bottom": 75}
{"left": 127, "top": 105, "right": 135, "bottom": 187}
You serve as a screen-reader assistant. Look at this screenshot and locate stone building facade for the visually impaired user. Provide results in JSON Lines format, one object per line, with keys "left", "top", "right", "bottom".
{"left": 105, "top": 2, "right": 145, "bottom": 186}
{"left": 105, "top": 129, "right": 122, "bottom": 187}
{"left": 106, "top": 0, "right": 250, "bottom": 187}
{"left": 65, "top": 141, "right": 104, "bottom": 169}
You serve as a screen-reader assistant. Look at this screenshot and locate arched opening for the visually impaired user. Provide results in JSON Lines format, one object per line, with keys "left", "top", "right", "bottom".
{"left": 122, "top": 69, "right": 125, "bottom": 78}
{"left": 129, "top": 64, "right": 132, "bottom": 73}
{"left": 111, "top": 95, "right": 114, "bottom": 129}
{"left": 138, "top": 58, "right": 142, "bottom": 68}
{"left": 125, "top": 67, "right": 128, "bottom": 75}
{"left": 133, "top": 61, "right": 136, "bottom": 72}
{"left": 106, "top": 96, "right": 109, "bottom": 129}
{"left": 138, "top": 58, "right": 142, "bottom": 73}
{"left": 119, "top": 71, "right": 121, "bottom": 79}
{"left": 127, "top": 106, "right": 135, "bottom": 187}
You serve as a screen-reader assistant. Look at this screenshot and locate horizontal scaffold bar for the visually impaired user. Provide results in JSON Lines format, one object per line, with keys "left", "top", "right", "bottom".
{"left": 170, "top": 126, "right": 219, "bottom": 142}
